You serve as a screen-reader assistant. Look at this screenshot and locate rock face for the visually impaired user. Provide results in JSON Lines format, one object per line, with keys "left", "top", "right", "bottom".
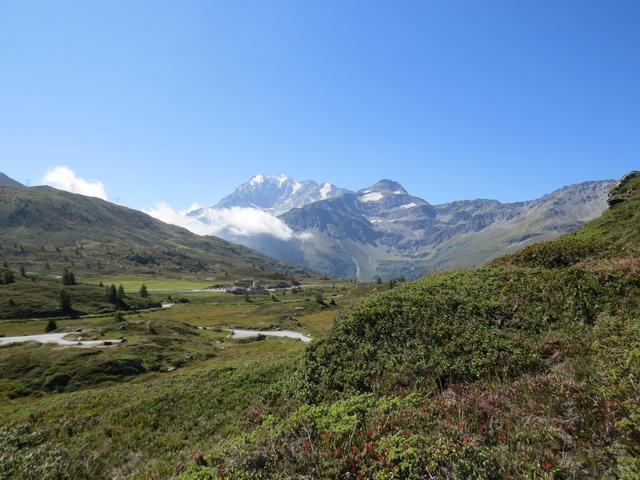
{"left": 608, "top": 171, "right": 640, "bottom": 207}
{"left": 274, "top": 179, "right": 613, "bottom": 280}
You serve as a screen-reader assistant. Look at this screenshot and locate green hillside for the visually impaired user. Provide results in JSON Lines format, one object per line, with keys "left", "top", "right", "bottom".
{"left": 179, "top": 172, "right": 640, "bottom": 479}
{"left": 0, "top": 185, "right": 307, "bottom": 281}
{"left": 0, "top": 173, "right": 25, "bottom": 188}
{"left": 0, "top": 266, "right": 160, "bottom": 320}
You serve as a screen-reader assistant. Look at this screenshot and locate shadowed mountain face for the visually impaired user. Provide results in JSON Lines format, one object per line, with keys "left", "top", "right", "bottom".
{"left": 0, "top": 185, "right": 305, "bottom": 279}
{"left": 242, "top": 177, "right": 614, "bottom": 280}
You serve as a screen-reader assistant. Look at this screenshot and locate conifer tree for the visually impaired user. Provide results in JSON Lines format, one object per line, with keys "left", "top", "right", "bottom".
{"left": 59, "top": 289, "right": 72, "bottom": 315}
{"left": 107, "top": 284, "right": 117, "bottom": 304}
{"left": 62, "top": 268, "right": 76, "bottom": 285}
{"left": 116, "top": 285, "right": 126, "bottom": 308}
{"left": 3, "top": 270, "right": 15, "bottom": 284}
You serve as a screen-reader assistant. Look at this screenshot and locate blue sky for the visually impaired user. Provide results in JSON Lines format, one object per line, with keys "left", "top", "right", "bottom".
{"left": 1, "top": 0, "right": 638, "bottom": 209}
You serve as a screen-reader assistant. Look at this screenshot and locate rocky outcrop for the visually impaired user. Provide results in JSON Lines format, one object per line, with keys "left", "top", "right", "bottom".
{"left": 608, "top": 171, "right": 640, "bottom": 206}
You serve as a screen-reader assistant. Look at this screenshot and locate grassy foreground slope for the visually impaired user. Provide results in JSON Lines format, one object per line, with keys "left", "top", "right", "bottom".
{"left": 182, "top": 173, "right": 640, "bottom": 479}
{"left": 0, "top": 185, "right": 306, "bottom": 281}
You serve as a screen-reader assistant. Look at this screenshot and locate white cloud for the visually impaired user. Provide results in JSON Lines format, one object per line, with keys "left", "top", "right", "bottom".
{"left": 42, "top": 166, "right": 108, "bottom": 200}
{"left": 181, "top": 202, "right": 203, "bottom": 215}
{"left": 144, "top": 204, "right": 306, "bottom": 241}
{"left": 142, "top": 203, "right": 216, "bottom": 236}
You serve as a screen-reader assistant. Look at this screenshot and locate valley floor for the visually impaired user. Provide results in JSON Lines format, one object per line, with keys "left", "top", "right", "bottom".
{"left": 0, "top": 279, "right": 381, "bottom": 479}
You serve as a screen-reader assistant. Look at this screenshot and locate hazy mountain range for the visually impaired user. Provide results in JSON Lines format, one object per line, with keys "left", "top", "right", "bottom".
{"left": 186, "top": 174, "right": 614, "bottom": 280}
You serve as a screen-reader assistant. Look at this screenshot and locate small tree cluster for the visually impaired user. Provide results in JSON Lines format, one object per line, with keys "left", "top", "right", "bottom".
{"left": 1, "top": 269, "right": 15, "bottom": 285}
{"left": 105, "top": 284, "right": 127, "bottom": 309}
{"left": 388, "top": 275, "right": 407, "bottom": 289}
{"left": 45, "top": 319, "right": 58, "bottom": 332}
{"left": 62, "top": 268, "right": 76, "bottom": 285}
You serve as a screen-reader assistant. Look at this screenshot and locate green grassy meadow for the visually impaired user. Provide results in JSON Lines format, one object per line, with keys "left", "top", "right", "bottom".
{"left": 91, "top": 276, "right": 213, "bottom": 292}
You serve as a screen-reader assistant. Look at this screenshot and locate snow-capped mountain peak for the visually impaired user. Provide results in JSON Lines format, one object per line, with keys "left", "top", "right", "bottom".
{"left": 193, "top": 174, "right": 349, "bottom": 216}
{"left": 249, "top": 174, "right": 265, "bottom": 187}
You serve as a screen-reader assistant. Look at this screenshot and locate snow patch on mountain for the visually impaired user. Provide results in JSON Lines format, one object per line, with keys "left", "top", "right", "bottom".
{"left": 249, "top": 174, "right": 265, "bottom": 187}
{"left": 399, "top": 202, "right": 417, "bottom": 209}
{"left": 210, "top": 174, "right": 349, "bottom": 215}
{"left": 291, "top": 181, "right": 304, "bottom": 195}
{"left": 319, "top": 182, "right": 333, "bottom": 199}
{"left": 360, "top": 191, "right": 384, "bottom": 202}
{"left": 276, "top": 174, "right": 289, "bottom": 187}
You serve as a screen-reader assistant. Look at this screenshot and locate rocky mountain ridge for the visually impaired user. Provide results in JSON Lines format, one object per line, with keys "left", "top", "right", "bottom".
{"left": 210, "top": 175, "right": 614, "bottom": 279}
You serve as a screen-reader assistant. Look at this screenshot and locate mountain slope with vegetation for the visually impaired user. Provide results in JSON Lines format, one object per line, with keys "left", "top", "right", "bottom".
{"left": 0, "top": 173, "right": 25, "bottom": 188}
{"left": 0, "top": 265, "right": 159, "bottom": 320}
{"left": 181, "top": 172, "right": 640, "bottom": 479}
{"left": 0, "top": 182, "right": 307, "bottom": 281}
